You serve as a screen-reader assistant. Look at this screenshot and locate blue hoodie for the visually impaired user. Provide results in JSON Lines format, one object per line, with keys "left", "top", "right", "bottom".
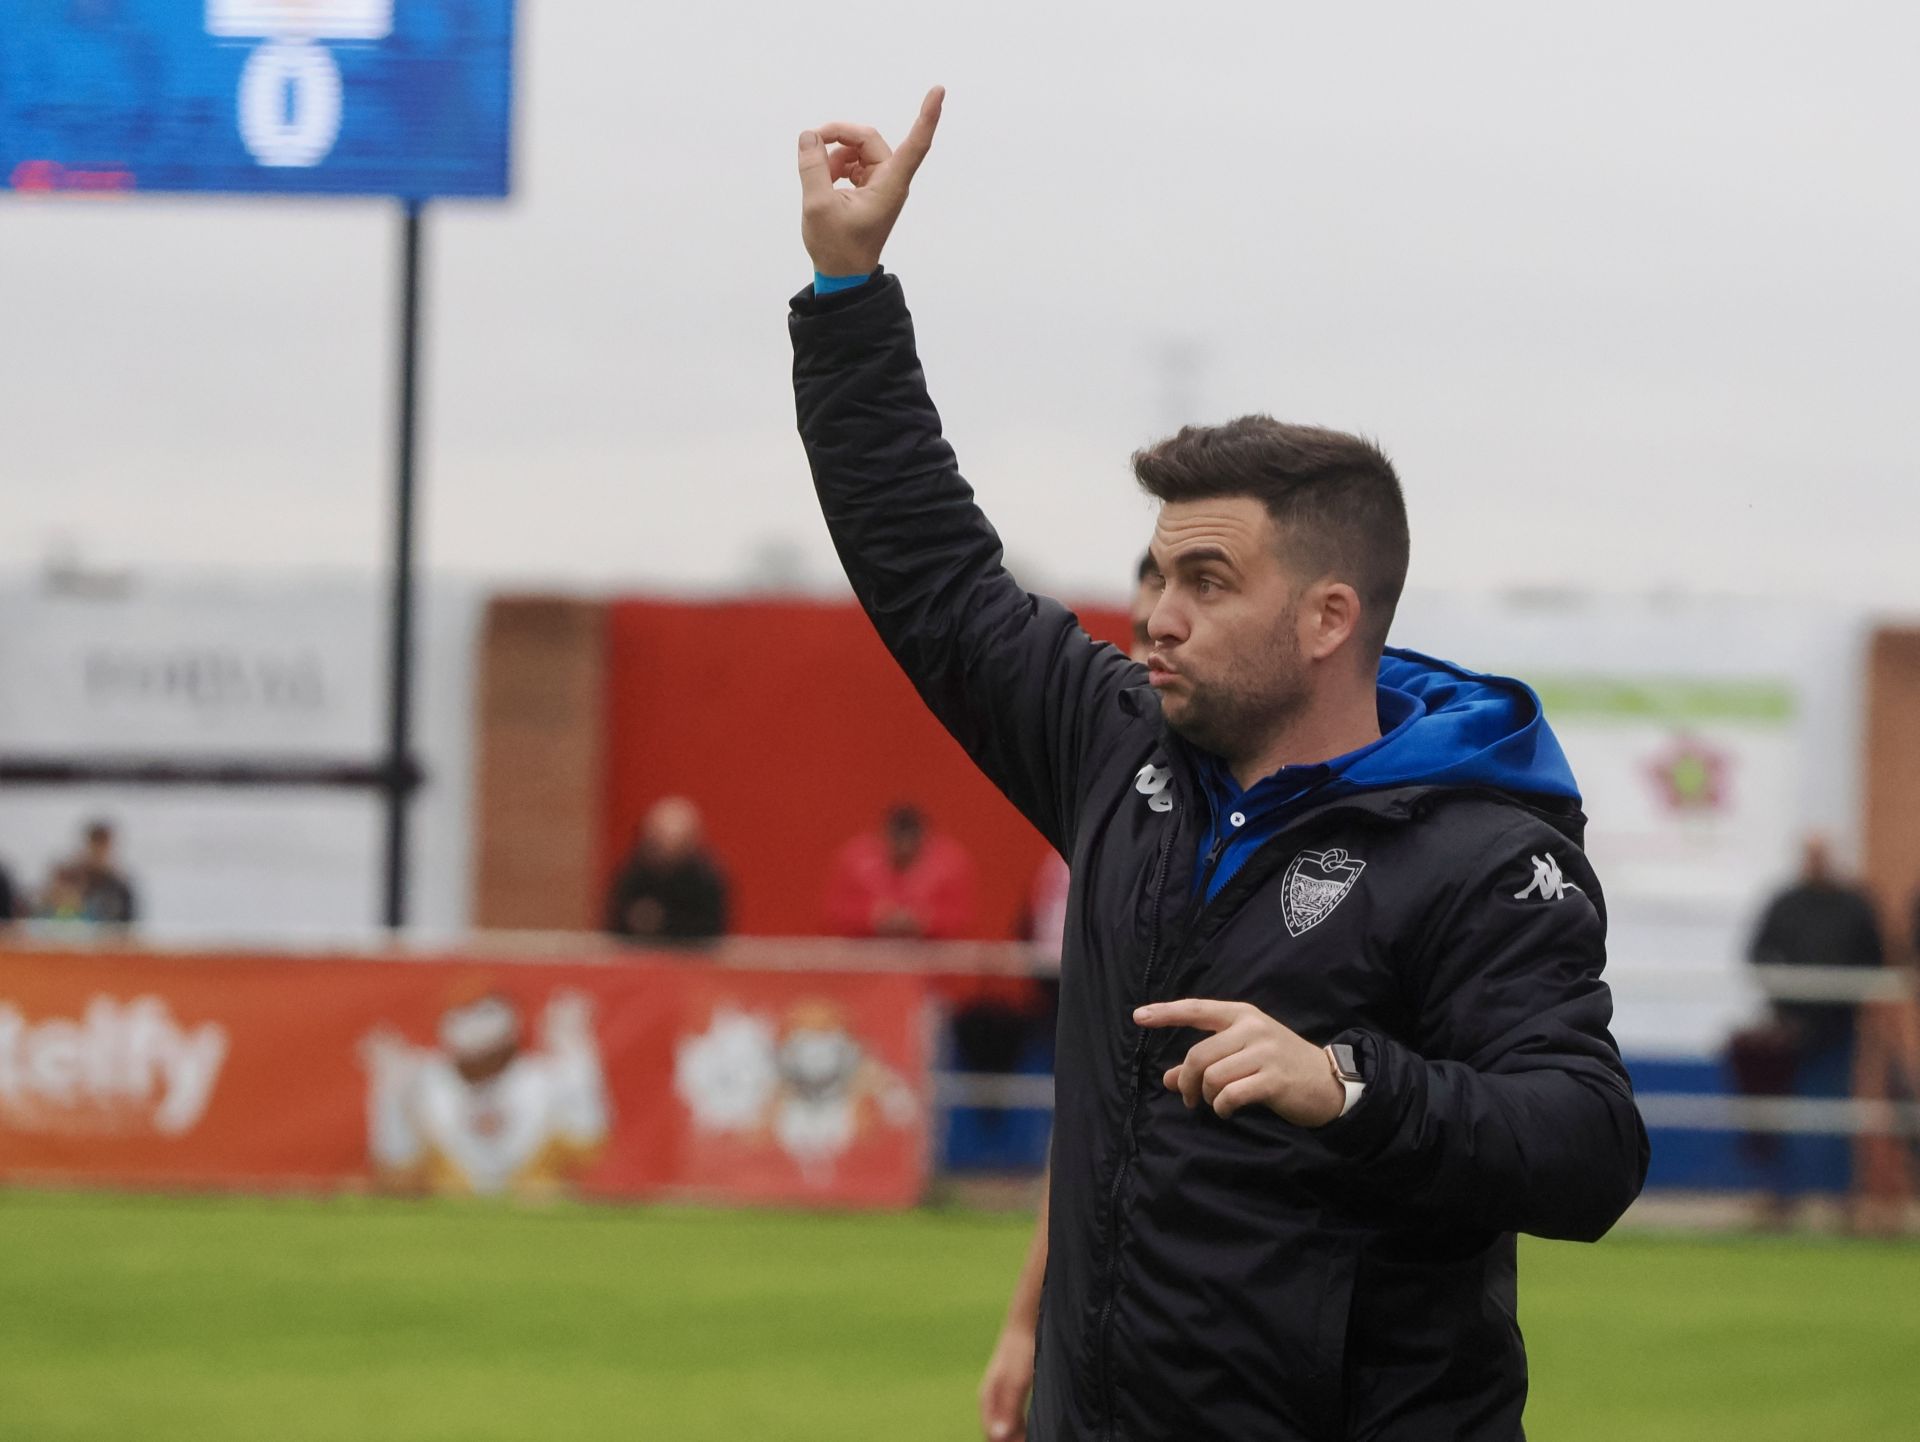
{"left": 1191, "top": 647, "right": 1581, "bottom": 902}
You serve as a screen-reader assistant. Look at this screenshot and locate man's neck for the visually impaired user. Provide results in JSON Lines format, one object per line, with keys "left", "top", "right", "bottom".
{"left": 1223, "top": 682, "right": 1382, "bottom": 791}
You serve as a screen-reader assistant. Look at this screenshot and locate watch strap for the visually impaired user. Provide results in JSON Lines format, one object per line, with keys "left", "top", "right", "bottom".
{"left": 1324, "top": 1042, "right": 1366, "bottom": 1117}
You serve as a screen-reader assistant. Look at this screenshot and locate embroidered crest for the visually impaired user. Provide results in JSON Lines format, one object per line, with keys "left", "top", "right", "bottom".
{"left": 1133, "top": 763, "right": 1174, "bottom": 813}
{"left": 1281, "top": 847, "right": 1366, "bottom": 938}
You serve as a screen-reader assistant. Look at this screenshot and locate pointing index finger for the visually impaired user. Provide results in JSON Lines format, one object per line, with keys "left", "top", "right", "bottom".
{"left": 883, "top": 85, "right": 945, "bottom": 187}
{"left": 1134, "top": 999, "right": 1243, "bottom": 1033}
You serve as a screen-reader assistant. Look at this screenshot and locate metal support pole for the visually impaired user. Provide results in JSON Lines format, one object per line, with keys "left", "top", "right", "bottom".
{"left": 382, "top": 201, "right": 425, "bottom": 930}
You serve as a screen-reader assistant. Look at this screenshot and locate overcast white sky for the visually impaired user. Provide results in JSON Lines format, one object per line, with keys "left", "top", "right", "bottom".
{"left": 3, "top": 1, "right": 1915, "bottom": 608}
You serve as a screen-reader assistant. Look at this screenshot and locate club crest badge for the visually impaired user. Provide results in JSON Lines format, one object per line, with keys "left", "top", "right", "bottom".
{"left": 1281, "top": 847, "right": 1367, "bottom": 938}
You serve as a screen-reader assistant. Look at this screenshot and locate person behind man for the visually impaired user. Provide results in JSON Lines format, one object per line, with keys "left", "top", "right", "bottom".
{"left": 1735, "top": 833, "right": 1885, "bottom": 1219}
{"left": 791, "top": 89, "right": 1646, "bottom": 1442}
{"left": 41, "top": 820, "right": 137, "bottom": 925}
{"left": 604, "top": 796, "right": 729, "bottom": 944}
{"left": 1127, "top": 548, "right": 1157, "bottom": 662}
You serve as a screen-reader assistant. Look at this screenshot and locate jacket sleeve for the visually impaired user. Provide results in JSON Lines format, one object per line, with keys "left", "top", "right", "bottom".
{"left": 1312, "top": 823, "right": 1650, "bottom": 1242}
{"left": 791, "top": 273, "right": 1143, "bottom": 855}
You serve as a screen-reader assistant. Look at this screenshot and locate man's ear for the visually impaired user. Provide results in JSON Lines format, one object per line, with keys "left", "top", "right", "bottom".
{"left": 1303, "top": 581, "right": 1362, "bottom": 662}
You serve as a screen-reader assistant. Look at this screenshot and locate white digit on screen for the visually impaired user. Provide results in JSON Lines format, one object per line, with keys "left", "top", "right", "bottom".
{"left": 237, "top": 38, "right": 344, "bottom": 168}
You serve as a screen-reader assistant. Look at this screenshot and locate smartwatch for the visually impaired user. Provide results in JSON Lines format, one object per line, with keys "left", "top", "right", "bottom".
{"left": 1324, "top": 1042, "right": 1366, "bottom": 1117}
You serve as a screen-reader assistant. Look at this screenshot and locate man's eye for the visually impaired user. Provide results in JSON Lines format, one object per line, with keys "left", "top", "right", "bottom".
{"left": 1195, "top": 576, "right": 1219, "bottom": 595}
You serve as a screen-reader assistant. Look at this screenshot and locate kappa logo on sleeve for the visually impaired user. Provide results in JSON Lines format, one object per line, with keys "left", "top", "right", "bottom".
{"left": 1133, "top": 763, "right": 1174, "bottom": 813}
{"left": 1513, "top": 853, "right": 1582, "bottom": 902}
{"left": 1281, "top": 847, "right": 1367, "bottom": 938}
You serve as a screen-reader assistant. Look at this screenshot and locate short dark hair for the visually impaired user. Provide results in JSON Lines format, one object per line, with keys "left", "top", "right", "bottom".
{"left": 1132, "top": 415, "right": 1408, "bottom": 653}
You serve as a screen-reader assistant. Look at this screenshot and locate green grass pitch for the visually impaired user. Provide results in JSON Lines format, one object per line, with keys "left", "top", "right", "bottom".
{"left": 2, "top": 1189, "right": 1915, "bottom": 1440}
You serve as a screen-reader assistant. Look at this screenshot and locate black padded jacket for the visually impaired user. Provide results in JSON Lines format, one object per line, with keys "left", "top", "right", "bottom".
{"left": 791, "top": 272, "right": 1649, "bottom": 1442}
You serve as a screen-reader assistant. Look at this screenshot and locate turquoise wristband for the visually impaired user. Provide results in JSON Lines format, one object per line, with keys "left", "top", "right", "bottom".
{"left": 813, "top": 270, "right": 874, "bottom": 295}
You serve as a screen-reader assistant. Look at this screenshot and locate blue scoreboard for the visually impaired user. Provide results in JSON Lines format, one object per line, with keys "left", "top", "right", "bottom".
{"left": 0, "top": 1, "right": 514, "bottom": 199}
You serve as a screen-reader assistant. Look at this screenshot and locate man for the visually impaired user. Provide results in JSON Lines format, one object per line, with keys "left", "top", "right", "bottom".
{"left": 605, "top": 796, "right": 729, "bottom": 944}
{"left": 1735, "top": 833, "right": 1884, "bottom": 1219}
{"left": 791, "top": 90, "right": 1647, "bottom": 1441}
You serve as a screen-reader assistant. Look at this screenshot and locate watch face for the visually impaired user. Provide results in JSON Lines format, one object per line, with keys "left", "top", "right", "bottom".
{"left": 1329, "top": 1043, "right": 1362, "bottom": 1082}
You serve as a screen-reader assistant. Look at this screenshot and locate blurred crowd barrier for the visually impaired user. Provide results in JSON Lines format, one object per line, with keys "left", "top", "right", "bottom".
{"left": 0, "top": 937, "right": 934, "bottom": 1207}
{"left": 4, "top": 938, "right": 1915, "bottom": 1216}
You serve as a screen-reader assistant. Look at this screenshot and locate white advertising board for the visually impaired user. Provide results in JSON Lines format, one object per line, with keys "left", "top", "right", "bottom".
{"left": 0, "top": 573, "right": 478, "bottom": 940}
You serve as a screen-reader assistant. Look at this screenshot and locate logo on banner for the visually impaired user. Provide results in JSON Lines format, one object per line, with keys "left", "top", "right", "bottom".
{"left": 675, "top": 1001, "right": 917, "bottom": 1185}
{"left": 360, "top": 990, "right": 612, "bottom": 1198}
{"left": 0, "top": 996, "right": 228, "bottom": 1137}
{"left": 1645, "top": 732, "right": 1732, "bottom": 813}
{"left": 1281, "top": 847, "right": 1367, "bottom": 938}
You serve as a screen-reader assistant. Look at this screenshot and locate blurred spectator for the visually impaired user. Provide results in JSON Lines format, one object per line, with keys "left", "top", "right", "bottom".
{"left": 1730, "top": 834, "right": 1884, "bottom": 1223}
{"left": 824, "top": 804, "right": 973, "bottom": 940}
{"left": 40, "top": 820, "right": 137, "bottom": 925}
{"left": 0, "top": 856, "right": 16, "bottom": 923}
{"left": 826, "top": 806, "right": 1045, "bottom": 1088}
{"left": 605, "top": 797, "right": 729, "bottom": 944}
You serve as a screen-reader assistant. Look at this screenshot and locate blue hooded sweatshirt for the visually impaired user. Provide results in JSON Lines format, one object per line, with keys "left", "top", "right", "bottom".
{"left": 1191, "top": 647, "right": 1581, "bottom": 902}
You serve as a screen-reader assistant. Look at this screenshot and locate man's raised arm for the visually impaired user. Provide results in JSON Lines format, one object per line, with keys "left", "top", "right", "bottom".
{"left": 789, "top": 91, "right": 1140, "bottom": 852}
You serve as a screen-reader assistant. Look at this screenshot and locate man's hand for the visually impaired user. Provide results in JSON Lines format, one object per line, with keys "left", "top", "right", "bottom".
{"left": 1134, "top": 999, "right": 1346, "bottom": 1127}
{"left": 978, "top": 1318, "right": 1035, "bottom": 1442}
{"left": 797, "top": 86, "right": 944, "bottom": 278}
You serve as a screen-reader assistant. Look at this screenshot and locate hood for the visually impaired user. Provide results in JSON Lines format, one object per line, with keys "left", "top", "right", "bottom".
{"left": 1338, "top": 648, "right": 1581, "bottom": 805}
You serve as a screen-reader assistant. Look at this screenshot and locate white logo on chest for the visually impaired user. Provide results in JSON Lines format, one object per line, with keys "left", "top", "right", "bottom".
{"left": 1281, "top": 847, "right": 1367, "bottom": 938}
{"left": 1133, "top": 763, "right": 1173, "bottom": 813}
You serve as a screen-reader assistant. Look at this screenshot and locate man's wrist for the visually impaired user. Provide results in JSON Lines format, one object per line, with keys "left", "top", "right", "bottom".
{"left": 813, "top": 268, "right": 875, "bottom": 295}
{"left": 1322, "top": 1042, "right": 1367, "bottom": 1121}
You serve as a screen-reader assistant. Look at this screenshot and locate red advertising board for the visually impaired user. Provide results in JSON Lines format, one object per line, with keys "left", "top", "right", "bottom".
{"left": 0, "top": 944, "right": 932, "bottom": 1207}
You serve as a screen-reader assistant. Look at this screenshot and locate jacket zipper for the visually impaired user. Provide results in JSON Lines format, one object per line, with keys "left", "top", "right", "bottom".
{"left": 1194, "top": 834, "right": 1227, "bottom": 904}
{"left": 1095, "top": 812, "right": 1179, "bottom": 1441}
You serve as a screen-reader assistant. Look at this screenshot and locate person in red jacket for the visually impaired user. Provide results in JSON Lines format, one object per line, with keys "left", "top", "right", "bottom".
{"left": 827, "top": 806, "right": 1037, "bottom": 1084}
{"left": 824, "top": 804, "right": 973, "bottom": 940}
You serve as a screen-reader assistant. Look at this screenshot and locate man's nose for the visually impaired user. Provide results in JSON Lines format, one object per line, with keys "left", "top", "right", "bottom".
{"left": 1148, "top": 592, "right": 1188, "bottom": 646}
